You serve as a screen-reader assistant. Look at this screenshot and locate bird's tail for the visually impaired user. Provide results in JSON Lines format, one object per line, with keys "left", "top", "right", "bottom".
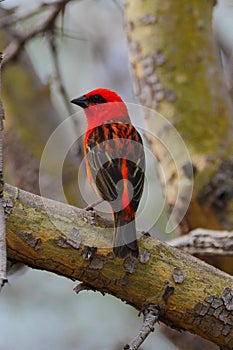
{"left": 113, "top": 210, "right": 139, "bottom": 258}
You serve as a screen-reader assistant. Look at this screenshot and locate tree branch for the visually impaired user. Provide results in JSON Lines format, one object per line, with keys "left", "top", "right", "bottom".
{"left": 170, "top": 228, "right": 233, "bottom": 257}
{"left": 4, "top": 183, "right": 233, "bottom": 348}
{"left": 2, "top": 0, "right": 73, "bottom": 65}
{"left": 46, "top": 29, "right": 74, "bottom": 115}
{"left": 124, "top": 305, "right": 160, "bottom": 350}
{"left": 170, "top": 228, "right": 233, "bottom": 276}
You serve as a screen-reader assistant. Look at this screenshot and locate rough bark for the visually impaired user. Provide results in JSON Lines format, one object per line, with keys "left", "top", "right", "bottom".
{"left": 124, "top": 0, "right": 233, "bottom": 233}
{"left": 4, "top": 183, "right": 233, "bottom": 349}
{"left": 171, "top": 228, "right": 233, "bottom": 275}
{"left": 171, "top": 228, "right": 233, "bottom": 257}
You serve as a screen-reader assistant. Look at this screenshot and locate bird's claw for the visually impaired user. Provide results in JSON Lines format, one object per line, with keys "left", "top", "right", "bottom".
{"left": 84, "top": 205, "right": 96, "bottom": 226}
{"left": 84, "top": 199, "right": 104, "bottom": 226}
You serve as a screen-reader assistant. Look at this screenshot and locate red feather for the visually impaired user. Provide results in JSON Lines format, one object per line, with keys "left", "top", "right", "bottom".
{"left": 71, "top": 89, "right": 145, "bottom": 258}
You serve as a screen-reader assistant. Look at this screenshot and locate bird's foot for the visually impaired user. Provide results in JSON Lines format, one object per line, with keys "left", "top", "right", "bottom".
{"left": 86, "top": 207, "right": 96, "bottom": 226}
{"left": 84, "top": 198, "right": 103, "bottom": 211}
{"left": 84, "top": 199, "right": 103, "bottom": 226}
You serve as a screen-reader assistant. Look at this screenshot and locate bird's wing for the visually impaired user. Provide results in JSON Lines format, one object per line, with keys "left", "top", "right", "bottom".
{"left": 85, "top": 122, "right": 145, "bottom": 212}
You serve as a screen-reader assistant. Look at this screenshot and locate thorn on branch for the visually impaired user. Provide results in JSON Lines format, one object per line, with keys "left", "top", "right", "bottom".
{"left": 162, "top": 285, "right": 174, "bottom": 304}
{"left": 124, "top": 304, "right": 161, "bottom": 350}
{"left": 73, "top": 282, "right": 97, "bottom": 294}
{"left": 73, "top": 282, "right": 105, "bottom": 296}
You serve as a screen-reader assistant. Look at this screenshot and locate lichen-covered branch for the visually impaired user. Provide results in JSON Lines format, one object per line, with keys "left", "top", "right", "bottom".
{"left": 4, "top": 183, "right": 233, "bottom": 348}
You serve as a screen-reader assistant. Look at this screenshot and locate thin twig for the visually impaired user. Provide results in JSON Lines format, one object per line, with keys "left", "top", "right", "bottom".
{"left": 0, "top": 5, "right": 86, "bottom": 42}
{"left": 46, "top": 28, "right": 83, "bottom": 157}
{"left": 124, "top": 305, "right": 160, "bottom": 350}
{"left": 2, "top": 0, "right": 72, "bottom": 65}
{"left": 54, "top": 26, "right": 87, "bottom": 41}
{"left": 0, "top": 3, "right": 51, "bottom": 28}
{"left": 0, "top": 52, "right": 7, "bottom": 289}
{"left": 47, "top": 29, "right": 73, "bottom": 115}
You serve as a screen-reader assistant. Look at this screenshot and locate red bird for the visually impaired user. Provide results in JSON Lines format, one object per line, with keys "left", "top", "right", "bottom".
{"left": 71, "top": 88, "right": 145, "bottom": 258}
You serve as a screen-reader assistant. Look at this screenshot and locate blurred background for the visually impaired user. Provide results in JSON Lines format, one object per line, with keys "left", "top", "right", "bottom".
{"left": 1, "top": 0, "right": 232, "bottom": 349}
{"left": 0, "top": 1, "right": 177, "bottom": 349}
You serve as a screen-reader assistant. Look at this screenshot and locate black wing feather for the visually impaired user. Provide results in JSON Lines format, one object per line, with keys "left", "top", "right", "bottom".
{"left": 86, "top": 122, "right": 145, "bottom": 213}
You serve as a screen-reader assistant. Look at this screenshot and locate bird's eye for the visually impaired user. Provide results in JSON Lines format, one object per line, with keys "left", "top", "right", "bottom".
{"left": 90, "top": 94, "right": 106, "bottom": 104}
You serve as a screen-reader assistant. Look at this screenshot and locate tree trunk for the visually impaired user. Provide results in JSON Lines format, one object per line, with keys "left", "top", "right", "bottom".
{"left": 124, "top": 0, "right": 233, "bottom": 233}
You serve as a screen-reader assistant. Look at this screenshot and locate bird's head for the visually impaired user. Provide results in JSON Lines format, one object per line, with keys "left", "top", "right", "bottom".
{"left": 71, "top": 88, "right": 129, "bottom": 128}
{"left": 71, "top": 88, "right": 123, "bottom": 108}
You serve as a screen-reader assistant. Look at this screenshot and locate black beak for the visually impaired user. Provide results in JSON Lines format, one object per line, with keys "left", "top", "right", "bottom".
{"left": 70, "top": 95, "right": 89, "bottom": 109}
